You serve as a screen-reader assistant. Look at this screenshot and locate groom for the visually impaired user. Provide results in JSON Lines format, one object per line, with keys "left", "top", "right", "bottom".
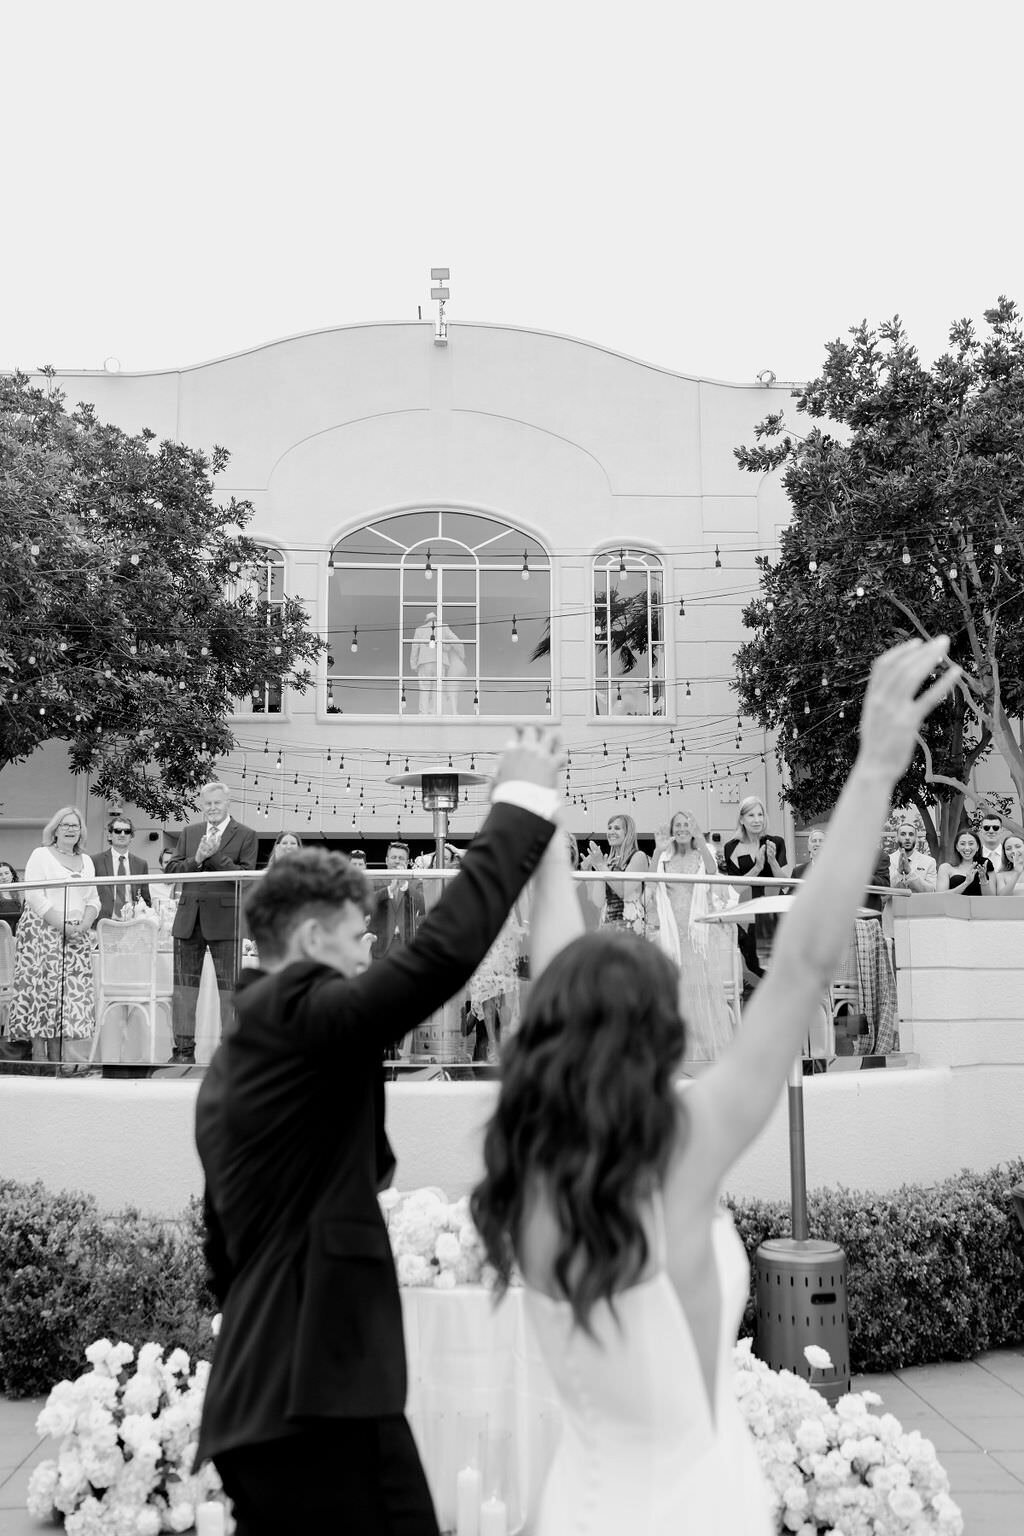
{"left": 194, "top": 729, "right": 561, "bottom": 1536}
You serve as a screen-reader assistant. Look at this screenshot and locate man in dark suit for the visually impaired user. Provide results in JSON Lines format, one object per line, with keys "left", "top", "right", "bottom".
{"left": 166, "top": 782, "right": 258, "bottom": 1063}
{"left": 93, "top": 816, "right": 153, "bottom": 919}
{"left": 367, "top": 840, "right": 426, "bottom": 959}
{"left": 194, "top": 729, "right": 561, "bottom": 1536}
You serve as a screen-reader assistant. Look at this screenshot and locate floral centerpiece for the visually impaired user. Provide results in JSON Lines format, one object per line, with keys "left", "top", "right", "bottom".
{"left": 734, "top": 1340, "right": 964, "bottom": 1534}
{"left": 26, "top": 1334, "right": 229, "bottom": 1536}
{"left": 380, "top": 1185, "right": 502, "bottom": 1290}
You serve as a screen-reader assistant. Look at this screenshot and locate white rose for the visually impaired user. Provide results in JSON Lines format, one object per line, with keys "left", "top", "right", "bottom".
{"left": 135, "top": 1509, "right": 161, "bottom": 1536}
{"left": 396, "top": 1253, "right": 433, "bottom": 1287}
{"left": 210, "top": 1314, "right": 222, "bottom": 1338}
{"left": 26, "top": 1460, "right": 60, "bottom": 1519}
{"left": 803, "top": 1345, "right": 832, "bottom": 1370}
{"left": 433, "top": 1268, "right": 457, "bottom": 1290}
{"left": 795, "top": 1417, "right": 828, "bottom": 1456}
{"left": 166, "top": 1348, "right": 191, "bottom": 1376}
{"left": 167, "top": 1500, "right": 195, "bottom": 1532}
{"left": 84, "top": 1338, "right": 114, "bottom": 1369}
{"left": 434, "top": 1232, "right": 461, "bottom": 1268}
{"left": 136, "top": 1343, "right": 164, "bottom": 1372}
{"left": 887, "top": 1485, "right": 924, "bottom": 1519}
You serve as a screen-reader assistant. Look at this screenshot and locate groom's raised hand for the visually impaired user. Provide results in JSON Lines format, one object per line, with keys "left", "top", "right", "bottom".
{"left": 492, "top": 726, "right": 564, "bottom": 792}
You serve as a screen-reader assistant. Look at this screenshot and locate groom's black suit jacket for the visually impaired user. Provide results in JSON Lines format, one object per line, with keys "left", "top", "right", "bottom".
{"left": 194, "top": 799, "right": 554, "bottom": 1465}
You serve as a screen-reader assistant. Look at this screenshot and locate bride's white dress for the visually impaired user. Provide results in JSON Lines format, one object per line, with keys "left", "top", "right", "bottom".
{"left": 523, "top": 1200, "right": 772, "bottom": 1535}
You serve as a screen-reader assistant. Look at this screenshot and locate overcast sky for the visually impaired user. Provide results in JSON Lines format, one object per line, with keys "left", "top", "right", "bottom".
{"left": 4, "top": 0, "right": 1021, "bottom": 384}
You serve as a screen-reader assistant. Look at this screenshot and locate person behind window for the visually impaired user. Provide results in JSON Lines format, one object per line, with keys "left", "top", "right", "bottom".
{"left": 7, "top": 806, "right": 100, "bottom": 1063}
{"left": 994, "top": 834, "right": 1024, "bottom": 895}
{"left": 936, "top": 828, "right": 994, "bottom": 896}
{"left": 0, "top": 861, "right": 24, "bottom": 935}
{"left": 581, "top": 813, "right": 649, "bottom": 934}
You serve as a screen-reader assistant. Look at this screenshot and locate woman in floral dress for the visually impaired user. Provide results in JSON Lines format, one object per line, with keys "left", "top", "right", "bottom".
{"left": 8, "top": 806, "right": 100, "bottom": 1062}
{"left": 652, "top": 810, "right": 737, "bottom": 1060}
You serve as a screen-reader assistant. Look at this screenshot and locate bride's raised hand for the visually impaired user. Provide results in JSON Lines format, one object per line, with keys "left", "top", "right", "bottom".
{"left": 858, "top": 637, "right": 960, "bottom": 779}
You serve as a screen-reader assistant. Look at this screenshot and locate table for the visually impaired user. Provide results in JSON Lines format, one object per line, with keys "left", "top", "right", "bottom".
{"left": 401, "top": 1286, "right": 560, "bottom": 1534}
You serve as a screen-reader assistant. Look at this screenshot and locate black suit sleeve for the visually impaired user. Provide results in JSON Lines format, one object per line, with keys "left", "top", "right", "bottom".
{"left": 202, "top": 1187, "right": 235, "bottom": 1305}
{"left": 294, "top": 801, "right": 554, "bottom": 1060}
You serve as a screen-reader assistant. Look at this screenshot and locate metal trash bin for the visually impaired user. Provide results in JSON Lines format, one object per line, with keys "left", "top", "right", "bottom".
{"left": 754, "top": 1238, "right": 850, "bottom": 1403}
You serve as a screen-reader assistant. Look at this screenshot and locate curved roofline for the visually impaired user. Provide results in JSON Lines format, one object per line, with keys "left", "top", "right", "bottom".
{"left": 44, "top": 318, "right": 805, "bottom": 391}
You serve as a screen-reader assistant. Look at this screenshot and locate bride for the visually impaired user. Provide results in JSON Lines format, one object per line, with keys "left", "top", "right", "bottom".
{"left": 471, "top": 637, "right": 958, "bottom": 1535}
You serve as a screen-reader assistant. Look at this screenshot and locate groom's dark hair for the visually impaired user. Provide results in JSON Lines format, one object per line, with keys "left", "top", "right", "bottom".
{"left": 471, "top": 931, "right": 686, "bottom": 1335}
{"left": 243, "top": 850, "right": 370, "bottom": 963}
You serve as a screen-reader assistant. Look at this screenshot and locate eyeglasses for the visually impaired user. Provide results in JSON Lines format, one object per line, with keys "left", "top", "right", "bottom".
{"left": 110, "top": 827, "right": 132, "bottom": 835}
{"left": 57, "top": 822, "right": 81, "bottom": 832}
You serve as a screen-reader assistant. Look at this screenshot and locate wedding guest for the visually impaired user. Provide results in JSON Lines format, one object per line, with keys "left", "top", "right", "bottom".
{"left": 267, "top": 831, "right": 304, "bottom": 864}
{"left": 472, "top": 637, "right": 959, "bottom": 1536}
{"left": 93, "top": 817, "right": 153, "bottom": 920}
{"left": 936, "top": 828, "right": 994, "bottom": 896}
{"left": 652, "top": 810, "right": 736, "bottom": 1060}
{"left": 0, "top": 861, "right": 24, "bottom": 935}
{"left": 994, "top": 835, "right": 1024, "bottom": 895}
{"left": 367, "top": 841, "right": 424, "bottom": 959}
{"left": 722, "top": 797, "right": 788, "bottom": 982}
{"left": 194, "top": 727, "right": 561, "bottom": 1536}
{"left": 978, "top": 812, "right": 1007, "bottom": 875}
{"left": 886, "top": 820, "right": 936, "bottom": 893}
{"left": 166, "top": 783, "right": 258, "bottom": 1063}
{"left": 580, "top": 813, "right": 649, "bottom": 933}
{"left": 7, "top": 806, "right": 100, "bottom": 1063}
{"left": 788, "top": 825, "right": 827, "bottom": 885}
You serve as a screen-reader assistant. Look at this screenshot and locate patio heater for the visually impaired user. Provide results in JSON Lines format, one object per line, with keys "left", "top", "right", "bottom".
{"left": 753, "top": 1023, "right": 851, "bottom": 1404}
{"left": 385, "top": 767, "right": 490, "bottom": 869}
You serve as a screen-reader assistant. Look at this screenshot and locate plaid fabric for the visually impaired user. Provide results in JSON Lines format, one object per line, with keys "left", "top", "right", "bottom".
{"left": 850, "top": 919, "right": 899, "bottom": 1053}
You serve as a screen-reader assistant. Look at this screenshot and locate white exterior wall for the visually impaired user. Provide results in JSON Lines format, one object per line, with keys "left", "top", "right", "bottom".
{"left": 2, "top": 322, "right": 798, "bottom": 866}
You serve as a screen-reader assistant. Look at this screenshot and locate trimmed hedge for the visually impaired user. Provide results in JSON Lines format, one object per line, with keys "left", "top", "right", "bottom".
{"left": 1, "top": 1163, "right": 1022, "bottom": 1397}
{"left": 727, "top": 1158, "right": 1024, "bottom": 1372}
{"left": 0, "top": 1180, "right": 216, "bottom": 1398}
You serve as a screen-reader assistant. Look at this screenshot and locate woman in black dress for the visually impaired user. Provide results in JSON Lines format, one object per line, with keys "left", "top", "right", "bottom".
{"left": 0, "top": 862, "right": 23, "bottom": 935}
{"left": 723, "top": 796, "right": 788, "bottom": 982}
{"left": 936, "top": 828, "right": 994, "bottom": 896}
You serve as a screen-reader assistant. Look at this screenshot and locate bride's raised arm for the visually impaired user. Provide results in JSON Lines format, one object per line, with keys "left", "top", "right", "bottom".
{"left": 686, "top": 636, "right": 960, "bottom": 1192}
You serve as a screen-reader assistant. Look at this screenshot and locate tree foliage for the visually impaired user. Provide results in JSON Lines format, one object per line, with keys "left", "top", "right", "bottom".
{"left": 0, "top": 370, "right": 323, "bottom": 818}
{"left": 733, "top": 300, "right": 1024, "bottom": 857}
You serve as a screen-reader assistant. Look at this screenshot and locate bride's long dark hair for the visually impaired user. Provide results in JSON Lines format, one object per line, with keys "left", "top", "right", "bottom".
{"left": 471, "top": 931, "right": 687, "bottom": 1334}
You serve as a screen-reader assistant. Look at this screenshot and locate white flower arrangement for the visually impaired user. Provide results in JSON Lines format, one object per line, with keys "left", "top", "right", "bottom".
{"left": 27, "top": 1330, "right": 231, "bottom": 1536}
{"left": 381, "top": 1186, "right": 502, "bottom": 1290}
{"left": 734, "top": 1340, "right": 964, "bottom": 1535}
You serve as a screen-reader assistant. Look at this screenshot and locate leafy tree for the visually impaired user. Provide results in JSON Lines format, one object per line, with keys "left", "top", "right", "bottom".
{"left": 733, "top": 300, "right": 1024, "bottom": 858}
{"left": 0, "top": 369, "right": 323, "bottom": 818}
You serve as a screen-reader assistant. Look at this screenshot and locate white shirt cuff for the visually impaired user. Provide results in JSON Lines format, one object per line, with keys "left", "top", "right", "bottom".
{"left": 491, "top": 781, "right": 560, "bottom": 823}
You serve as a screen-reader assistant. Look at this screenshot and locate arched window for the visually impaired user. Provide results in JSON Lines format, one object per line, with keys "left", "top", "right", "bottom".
{"left": 593, "top": 548, "right": 665, "bottom": 716}
{"left": 234, "top": 546, "right": 286, "bottom": 715}
{"left": 327, "top": 511, "right": 551, "bottom": 716}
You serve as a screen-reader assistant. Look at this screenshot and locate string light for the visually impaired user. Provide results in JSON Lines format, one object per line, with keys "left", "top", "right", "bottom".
{"left": 808, "top": 553, "right": 817, "bottom": 573}
{"left": 994, "top": 540, "right": 1003, "bottom": 556}
{"left": 902, "top": 544, "right": 911, "bottom": 565}
{"left": 350, "top": 627, "right": 359, "bottom": 653}
{"left": 714, "top": 545, "right": 722, "bottom": 569}
{"left": 678, "top": 597, "right": 685, "bottom": 618}
{"left": 428, "top": 619, "right": 436, "bottom": 648}
{"left": 424, "top": 548, "right": 433, "bottom": 580}
{"left": 618, "top": 549, "right": 627, "bottom": 579}
{"left": 521, "top": 550, "right": 530, "bottom": 580}
{"left": 855, "top": 583, "right": 865, "bottom": 598}
{"left": 511, "top": 615, "right": 519, "bottom": 643}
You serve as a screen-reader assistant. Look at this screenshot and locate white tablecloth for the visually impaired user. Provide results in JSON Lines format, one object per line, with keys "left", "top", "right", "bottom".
{"left": 401, "top": 1286, "right": 561, "bottom": 1534}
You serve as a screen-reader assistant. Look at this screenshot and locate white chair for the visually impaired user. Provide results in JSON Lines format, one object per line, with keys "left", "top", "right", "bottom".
{"left": 0, "top": 920, "right": 14, "bottom": 1035}
{"left": 90, "top": 918, "right": 172, "bottom": 1065}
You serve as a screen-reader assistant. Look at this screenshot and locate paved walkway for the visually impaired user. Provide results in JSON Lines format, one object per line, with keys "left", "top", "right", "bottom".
{"left": 2, "top": 1348, "right": 1023, "bottom": 1533}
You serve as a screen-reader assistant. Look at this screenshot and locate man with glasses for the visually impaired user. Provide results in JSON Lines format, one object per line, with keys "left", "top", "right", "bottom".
{"left": 978, "top": 814, "right": 1007, "bottom": 875}
{"left": 94, "top": 818, "right": 153, "bottom": 921}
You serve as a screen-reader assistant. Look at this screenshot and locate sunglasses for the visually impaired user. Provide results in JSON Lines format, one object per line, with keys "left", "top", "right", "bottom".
{"left": 111, "top": 827, "right": 132, "bottom": 835}
{"left": 981, "top": 825, "right": 1000, "bottom": 833}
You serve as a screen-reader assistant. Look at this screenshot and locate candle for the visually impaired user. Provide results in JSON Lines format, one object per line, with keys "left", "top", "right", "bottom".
{"left": 195, "top": 1501, "right": 225, "bottom": 1536}
{"left": 480, "top": 1495, "right": 508, "bottom": 1536}
{"left": 455, "top": 1464, "right": 482, "bottom": 1536}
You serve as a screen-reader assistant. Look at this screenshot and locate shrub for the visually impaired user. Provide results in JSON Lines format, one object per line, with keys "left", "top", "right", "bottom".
{"left": 0, "top": 1181, "right": 216, "bottom": 1398}
{"left": 726, "top": 1158, "right": 1024, "bottom": 1371}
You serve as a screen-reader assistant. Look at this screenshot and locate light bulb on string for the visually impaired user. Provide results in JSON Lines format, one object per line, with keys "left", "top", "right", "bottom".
{"left": 685, "top": 680, "right": 692, "bottom": 697}
{"left": 521, "top": 550, "right": 530, "bottom": 580}
{"left": 808, "top": 553, "right": 817, "bottom": 573}
{"left": 994, "top": 540, "right": 1003, "bottom": 556}
{"left": 350, "top": 628, "right": 358, "bottom": 653}
{"left": 948, "top": 564, "right": 957, "bottom": 580}
{"left": 511, "top": 615, "right": 519, "bottom": 643}
{"left": 855, "top": 583, "right": 865, "bottom": 598}
{"left": 714, "top": 545, "right": 722, "bottom": 569}
{"left": 678, "top": 597, "right": 685, "bottom": 618}
{"left": 902, "top": 544, "right": 911, "bottom": 565}
{"left": 428, "top": 620, "right": 436, "bottom": 649}
{"left": 618, "top": 549, "right": 627, "bottom": 579}
{"left": 424, "top": 548, "right": 433, "bottom": 580}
